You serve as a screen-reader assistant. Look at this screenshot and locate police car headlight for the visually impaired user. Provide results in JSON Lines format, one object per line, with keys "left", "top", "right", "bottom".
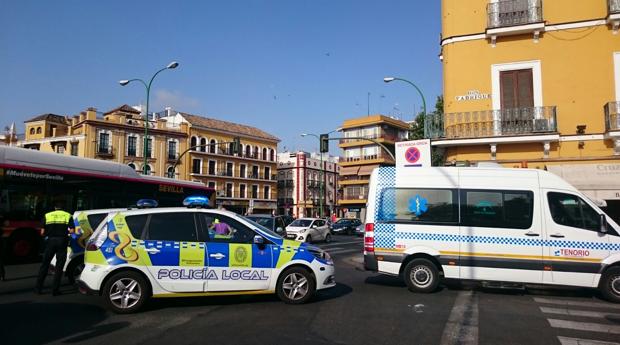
{"left": 309, "top": 249, "right": 332, "bottom": 262}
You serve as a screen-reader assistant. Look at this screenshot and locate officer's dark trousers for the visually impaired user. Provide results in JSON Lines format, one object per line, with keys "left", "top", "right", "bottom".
{"left": 36, "top": 237, "right": 68, "bottom": 292}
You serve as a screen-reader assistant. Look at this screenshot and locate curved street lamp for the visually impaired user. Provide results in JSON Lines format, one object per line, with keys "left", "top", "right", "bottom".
{"left": 384, "top": 76, "right": 428, "bottom": 137}
{"left": 120, "top": 61, "right": 179, "bottom": 175}
{"left": 300, "top": 133, "right": 324, "bottom": 218}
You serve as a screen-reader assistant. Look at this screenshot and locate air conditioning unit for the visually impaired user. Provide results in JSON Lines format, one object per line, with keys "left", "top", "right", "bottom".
{"left": 533, "top": 119, "right": 549, "bottom": 132}
{"left": 216, "top": 191, "right": 225, "bottom": 197}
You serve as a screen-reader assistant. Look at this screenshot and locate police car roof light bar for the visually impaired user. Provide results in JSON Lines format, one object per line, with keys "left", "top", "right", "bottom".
{"left": 183, "top": 196, "right": 210, "bottom": 208}
{"left": 136, "top": 199, "right": 159, "bottom": 209}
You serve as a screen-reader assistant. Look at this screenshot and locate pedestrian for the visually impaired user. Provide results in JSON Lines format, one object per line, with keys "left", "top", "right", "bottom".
{"left": 35, "top": 201, "right": 74, "bottom": 295}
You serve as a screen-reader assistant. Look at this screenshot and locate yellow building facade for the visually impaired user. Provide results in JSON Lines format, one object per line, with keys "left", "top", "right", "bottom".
{"left": 160, "top": 110, "right": 279, "bottom": 214}
{"left": 20, "top": 106, "right": 189, "bottom": 179}
{"left": 338, "top": 114, "right": 409, "bottom": 220}
{"left": 436, "top": 0, "right": 620, "bottom": 215}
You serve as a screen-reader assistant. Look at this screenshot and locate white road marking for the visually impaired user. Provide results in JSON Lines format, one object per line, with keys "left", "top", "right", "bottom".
{"left": 557, "top": 336, "right": 620, "bottom": 345}
{"left": 440, "top": 291, "right": 479, "bottom": 345}
{"left": 548, "top": 319, "right": 620, "bottom": 334}
{"left": 534, "top": 298, "right": 620, "bottom": 310}
{"left": 329, "top": 248, "right": 362, "bottom": 255}
{"left": 320, "top": 240, "right": 363, "bottom": 247}
{"left": 540, "top": 306, "right": 620, "bottom": 319}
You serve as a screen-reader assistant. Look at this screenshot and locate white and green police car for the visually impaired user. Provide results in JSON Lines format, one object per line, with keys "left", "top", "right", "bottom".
{"left": 78, "top": 198, "right": 336, "bottom": 313}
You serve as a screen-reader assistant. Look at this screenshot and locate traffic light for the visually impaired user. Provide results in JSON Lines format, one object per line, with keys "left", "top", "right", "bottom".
{"left": 320, "top": 133, "right": 329, "bottom": 153}
{"left": 232, "top": 137, "right": 241, "bottom": 154}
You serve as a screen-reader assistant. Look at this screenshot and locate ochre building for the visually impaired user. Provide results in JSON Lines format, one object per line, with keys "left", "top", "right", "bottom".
{"left": 435, "top": 0, "right": 620, "bottom": 216}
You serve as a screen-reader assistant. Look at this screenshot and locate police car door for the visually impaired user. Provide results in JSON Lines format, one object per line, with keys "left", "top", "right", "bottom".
{"left": 143, "top": 212, "right": 206, "bottom": 293}
{"left": 200, "top": 213, "right": 273, "bottom": 292}
{"left": 543, "top": 191, "right": 613, "bottom": 287}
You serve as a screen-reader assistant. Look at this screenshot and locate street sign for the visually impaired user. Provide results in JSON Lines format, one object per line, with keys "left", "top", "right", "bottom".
{"left": 396, "top": 139, "right": 431, "bottom": 169}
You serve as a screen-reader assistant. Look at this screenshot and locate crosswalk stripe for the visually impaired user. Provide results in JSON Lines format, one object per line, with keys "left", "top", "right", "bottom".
{"left": 440, "top": 291, "right": 479, "bottom": 345}
{"left": 540, "top": 306, "right": 620, "bottom": 319}
{"left": 557, "top": 336, "right": 620, "bottom": 345}
{"left": 329, "top": 248, "right": 362, "bottom": 255}
{"left": 534, "top": 297, "right": 620, "bottom": 310}
{"left": 548, "top": 319, "right": 620, "bottom": 334}
{"left": 320, "top": 240, "right": 363, "bottom": 247}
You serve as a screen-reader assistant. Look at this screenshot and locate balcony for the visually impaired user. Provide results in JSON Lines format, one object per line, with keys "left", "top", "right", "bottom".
{"left": 339, "top": 131, "right": 405, "bottom": 147}
{"left": 339, "top": 152, "right": 395, "bottom": 167}
{"left": 486, "top": 0, "right": 544, "bottom": 45}
{"left": 428, "top": 106, "right": 557, "bottom": 141}
{"left": 609, "top": 0, "right": 620, "bottom": 32}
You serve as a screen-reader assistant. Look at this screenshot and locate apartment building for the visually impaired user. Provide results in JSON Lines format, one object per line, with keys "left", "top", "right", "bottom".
{"left": 435, "top": 0, "right": 620, "bottom": 216}
{"left": 338, "top": 114, "right": 409, "bottom": 220}
{"left": 159, "top": 110, "right": 279, "bottom": 215}
{"left": 20, "top": 106, "right": 188, "bottom": 178}
{"left": 277, "top": 151, "right": 339, "bottom": 218}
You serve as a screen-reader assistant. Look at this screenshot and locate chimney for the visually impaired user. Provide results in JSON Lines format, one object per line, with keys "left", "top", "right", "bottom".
{"left": 165, "top": 106, "right": 173, "bottom": 117}
{"left": 86, "top": 107, "right": 97, "bottom": 120}
{"left": 79, "top": 112, "right": 85, "bottom": 122}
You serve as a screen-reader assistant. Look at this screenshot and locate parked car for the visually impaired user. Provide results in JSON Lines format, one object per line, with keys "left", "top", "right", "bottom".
{"left": 245, "top": 214, "right": 287, "bottom": 236}
{"left": 286, "top": 218, "right": 332, "bottom": 243}
{"left": 330, "top": 218, "right": 362, "bottom": 235}
{"left": 355, "top": 223, "right": 364, "bottom": 237}
{"left": 281, "top": 215, "right": 295, "bottom": 226}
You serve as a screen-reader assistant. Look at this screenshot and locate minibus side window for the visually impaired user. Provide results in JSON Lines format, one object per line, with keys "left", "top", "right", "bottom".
{"left": 461, "top": 190, "right": 533, "bottom": 229}
{"left": 378, "top": 188, "right": 458, "bottom": 224}
{"left": 548, "top": 192, "right": 600, "bottom": 232}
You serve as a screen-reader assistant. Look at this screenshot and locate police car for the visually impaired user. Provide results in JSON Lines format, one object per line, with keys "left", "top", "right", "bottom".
{"left": 51, "top": 208, "right": 123, "bottom": 284}
{"left": 78, "top": 197, "right": 336, "bottom": 313}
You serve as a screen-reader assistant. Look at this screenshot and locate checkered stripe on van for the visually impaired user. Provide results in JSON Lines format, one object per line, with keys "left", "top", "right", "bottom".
{"left": 391, "top": 232, "right": 620, "bottom": 251}
{"left": 373, "top": 167, "right": 397, "bottom": 248}
{"left": 374, "top": 223, "right": 397, "bottom": 249}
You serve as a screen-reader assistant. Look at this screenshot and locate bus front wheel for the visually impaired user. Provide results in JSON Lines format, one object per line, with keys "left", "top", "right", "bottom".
{"left": 403, "top": 258, "right": 440, "bottom": 293}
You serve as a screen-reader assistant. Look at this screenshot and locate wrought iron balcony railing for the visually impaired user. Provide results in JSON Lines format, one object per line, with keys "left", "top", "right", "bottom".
{"left": 604, "top": 101, "right": 620, "bottom": 132}
{"left": 427, "top": 106, "right": 557, "bottom": 140}
{"left": 487, "top": 0, "right": 543, "bottom": 29}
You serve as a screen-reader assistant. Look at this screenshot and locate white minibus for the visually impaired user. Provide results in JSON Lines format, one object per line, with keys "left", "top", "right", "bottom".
{"left": 364, "top": 167, "right": 620, "bottom": 302}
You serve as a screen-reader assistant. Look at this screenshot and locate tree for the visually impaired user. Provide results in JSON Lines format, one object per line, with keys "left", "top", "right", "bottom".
{"left": 408, "top": 96, "right": 445, "bottom": 166}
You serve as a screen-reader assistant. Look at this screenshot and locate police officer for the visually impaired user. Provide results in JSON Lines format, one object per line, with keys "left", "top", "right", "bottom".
{"left": 36, "top": 201, "right": 74, "bottom": 295}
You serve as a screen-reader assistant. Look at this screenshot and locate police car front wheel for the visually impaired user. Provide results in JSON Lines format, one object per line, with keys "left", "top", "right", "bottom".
{"left": 103, "top": 271, "right": 150, "bottom": 313}
{"left": 277, "top": 267, "right": 316, "bottom": 304}
{"left": 404, "top": 259, "right": 440, "bottom": 293}
{"left": 600, "top": 266, "right": 620, "bottom": 303}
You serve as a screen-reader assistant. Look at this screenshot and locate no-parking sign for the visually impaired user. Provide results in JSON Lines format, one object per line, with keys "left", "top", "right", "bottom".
{"left": 395, "top": 139, "right": 431, "bottom": 168}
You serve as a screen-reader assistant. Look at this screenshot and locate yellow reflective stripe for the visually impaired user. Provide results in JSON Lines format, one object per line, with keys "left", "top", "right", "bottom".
{"left": 110, "top": 213, "right": 152, "bottom": 266}
{"left": 179, "top": 243, "right": 205, "bottom": 266}
{"left": 440, "top": 251, "right": 603, "bottom": 263}
{"left": 276, "top": 240, "right": 301, "bottom": 268}
{"left": 229, "top": 243, "right": 252, "bottom": 267}
{"left": 76, "top": 212, "right": 91, "bottom": 248}
{"left": 45, "top": 210, "right": 71, "bottom": 224}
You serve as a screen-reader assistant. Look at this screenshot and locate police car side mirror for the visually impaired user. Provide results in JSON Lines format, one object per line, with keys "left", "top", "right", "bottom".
{"left": 253, "top": 235, "right": 265, "bottom": 245}
{"left": 599, "top": 214, "right": 608, "bottom": 233}
{"left": 276, "top": 227, "right": 283, "bottom": 233}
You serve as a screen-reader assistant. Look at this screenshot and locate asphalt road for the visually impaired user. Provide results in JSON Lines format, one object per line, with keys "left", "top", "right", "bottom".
{"left": 1, "top": 236, "right": 619, "bottom": 345}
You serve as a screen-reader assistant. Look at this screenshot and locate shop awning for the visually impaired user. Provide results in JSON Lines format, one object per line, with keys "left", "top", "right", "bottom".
{"left": 340, "top": 166, "right": 360, "bottom": 176}
{"left": 547, "top": 163, "right": 620, "bottom": 201}
{"left": 358, "top": 164, "right": 380, "bottom": 176}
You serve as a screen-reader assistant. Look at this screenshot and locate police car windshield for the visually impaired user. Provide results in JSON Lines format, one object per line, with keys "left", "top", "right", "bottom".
{"left": 290, "top": 219, "right": 313, "bottom": 227}
{"left": 246, "top": 216, "right": 274, "bottom": 230}
{"left": 243, "top": 217, "right": 281, "bottom": 238}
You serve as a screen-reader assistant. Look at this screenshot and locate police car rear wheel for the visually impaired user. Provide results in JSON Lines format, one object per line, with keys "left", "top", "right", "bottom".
{"left": 103, "top": 272, "right": 149, "bottom": 313}
{"left": 600, "top": 267, "right": 620, "bottom": 303}
{"left": 277, "top": 267, "right": 315, "bottom": 304}
{"left": 404, "top": 259, "right": 440, "bottom": 293}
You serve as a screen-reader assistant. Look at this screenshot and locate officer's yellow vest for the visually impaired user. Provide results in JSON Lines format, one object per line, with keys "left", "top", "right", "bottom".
{"left": 45, "top": 210, "right": 71, "bottom": 225}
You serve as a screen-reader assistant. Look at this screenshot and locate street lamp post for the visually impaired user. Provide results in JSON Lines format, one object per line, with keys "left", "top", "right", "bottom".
{"left": 301, "top": 133, "right": 324, "bottom": 218}
{"left": 120, "top": 61, "right": 179, "bottom": 175}
{"left": 384, "top": 76, "right": 428, "bottom": 137}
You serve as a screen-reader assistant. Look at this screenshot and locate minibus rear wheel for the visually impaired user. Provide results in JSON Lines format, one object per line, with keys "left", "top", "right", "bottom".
{"left": 404, "top": 258, "right": 440, "bottom": 293}
{"left": 600, "top": 266, "right": 620, "bottom": 303}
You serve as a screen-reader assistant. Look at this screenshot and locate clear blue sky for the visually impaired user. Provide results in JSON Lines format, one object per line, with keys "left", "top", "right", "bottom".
{"left": 0, "top": 0, "right": 442, "bottom": 153}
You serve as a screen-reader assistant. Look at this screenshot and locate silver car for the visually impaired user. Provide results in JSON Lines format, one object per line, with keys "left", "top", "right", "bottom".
{"left": 285, "top": 218, "right": 332, "bottom": 243}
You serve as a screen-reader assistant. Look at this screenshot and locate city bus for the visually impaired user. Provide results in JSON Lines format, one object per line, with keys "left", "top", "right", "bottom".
{"left": 0, "top": 146, "right": 215, "bottom": 262}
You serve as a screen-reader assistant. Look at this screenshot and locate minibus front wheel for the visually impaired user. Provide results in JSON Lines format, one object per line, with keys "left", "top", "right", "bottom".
{"left": 403, "top": 258, "right": 440, "bottom": 293}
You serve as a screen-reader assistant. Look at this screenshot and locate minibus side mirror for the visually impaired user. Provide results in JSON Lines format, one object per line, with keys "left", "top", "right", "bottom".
{"left": 599, "top": 214, "right": 608, "bottom": 234}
